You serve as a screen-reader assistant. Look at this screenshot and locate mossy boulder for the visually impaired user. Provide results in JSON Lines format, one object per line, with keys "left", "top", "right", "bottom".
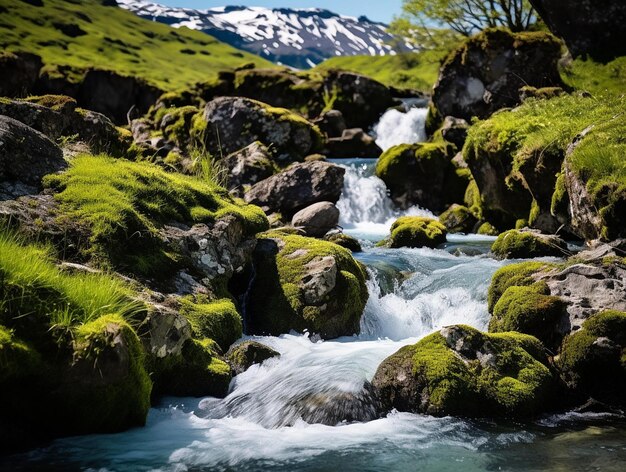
{"left": 246, "top": 232, "right": 368, "bottom": 339}
{"left": 439, "top": 204, "right": 478, "bottom": 234}
{"left": 487, "top": 261, "right": 554, "bottom": 312}
{"left": 323, "top": 232, "right": 362, "bottom": 252}
{"left": 180, "top": 297, "right": 243, "bottom": 353}
{"left": 385, "top": 217, "right": 447, "bottom": 249}
{"left": 372, "top": 325, "right": 556, "bottom": 417}
{"left": 431, "top": 28, "right": 563, "bottom": 122}
{"left": 200, "top": 96, "right": 324, "bottom": 165}
{"left": 556, "top": 310, "right": 626, "bottom": 405}
{"left": 491, "top": 230, "right": 569, "bottom": 259}
{"left": 489, "top": 282, "right": 566, "bottom": 348}
{"left": 375, "top": 142, "right": 459, "bottom": 211}
{"left": 226, "top": 340, "right": 280, "bottom": 375}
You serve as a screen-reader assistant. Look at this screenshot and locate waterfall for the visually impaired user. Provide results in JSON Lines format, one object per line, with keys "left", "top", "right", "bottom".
{"left": 373, "top": 107, "right": 428, "bottom": 151}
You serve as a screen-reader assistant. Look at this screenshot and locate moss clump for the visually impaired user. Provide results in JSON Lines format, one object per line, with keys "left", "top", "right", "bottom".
{"left": 154, "top": 105, "right": 200, "bottom": 149}
{"left": 386, "top": 217, "right": 447, "bottom": 249}
{"left": 23, "top": 94, "right": 77, "bottom": 112}
{"left": 556, "top": 310, "right": 626, "bottom": 404}
{"left": 477, "top": 221, "right": 499, "bottom": 236}
{"left": 44, "top": 154, "right": 268, "bottom": 277}
{"left": 488, "top": 261, "right": 553, "bottom": 312}
{"left": 151, "top": 338, "right": 232, "bottom": 397}
{"left": 0, "top": 326, "right": 42, "bottom": 383}
{"left": 491, "top": 230, "right": 568, "bottom": 259}
{"left": 246, "top": 232, "right": 368, "bottom": 339}
{"left": 373, "top": 325, "right": 555, "bottom": 417}
{"left": 439, "top": 204, "right": 477, "bottom": 234}
{"left": 66, "top": 314, "right": 152, "bottom": 433}
{"left": 560, "top": 56, "right": 626, "bottom": 96}
{"left": 180, "top": 297, "right": 242, "bottom": 353}
{"left": 490, "top": 283, "right": 565, "bottom": 348}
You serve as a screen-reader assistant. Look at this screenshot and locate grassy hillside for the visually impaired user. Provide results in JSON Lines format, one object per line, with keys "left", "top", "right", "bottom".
{"left": 314, "top": 49, "right": 449, "bottom": 92}
{"left": 0, "top": 0, "right": 275, "bottom": 91}
{"left": 560, "top": 56, "right": 626, "bottom": 96}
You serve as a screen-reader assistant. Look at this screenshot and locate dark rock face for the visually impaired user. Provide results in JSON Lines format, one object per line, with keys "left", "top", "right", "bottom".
{"left": 324, "top": 71, "right": 396, "bottom": 129}
{"left": 226, "top": 340, "right": 280, "bottom": 375}
{"left": 202, "top": 97, "right": 323, "bottom": 164}
{"left": 245, "top": 161, "right": 345, "bottom": 216}
{"left": 0, "top": 116, "right": 65, "bottom": 199}
{"left": 432, "top": 28, "right": 563, "bottom": 122}
{"left": 530, "top": 0, "right": 626, "bottom": 62}
{"left": 313, "top": 109, "right": 347, "bottom": 138}
{"left": 323, "top": 128, "right": 382, "bottom": 159}
{"left": 75, "top": 70, "right": 162, "bottom": 124}
{"left": 0, "top": 52, "right": 43, "bottom": 97}
{"left": 440, "top": 116, "right": 469, "bottom": 149}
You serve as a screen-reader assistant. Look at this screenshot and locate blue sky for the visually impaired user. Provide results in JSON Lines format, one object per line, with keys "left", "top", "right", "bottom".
{"left": 155, "top": 1, "right": 404, "bottom": 23}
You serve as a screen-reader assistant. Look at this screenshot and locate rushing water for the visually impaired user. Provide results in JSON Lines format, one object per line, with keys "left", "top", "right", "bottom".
{"left": 4, "top": 120, "right": 626, "bottom": 472}
{"left": 373, "top": 106, "right": 428, "bottom": 151}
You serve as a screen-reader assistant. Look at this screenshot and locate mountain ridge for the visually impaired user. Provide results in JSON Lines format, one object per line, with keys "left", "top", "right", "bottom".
{"left": 117, "top": 0, "right": 415, "bottom": 69}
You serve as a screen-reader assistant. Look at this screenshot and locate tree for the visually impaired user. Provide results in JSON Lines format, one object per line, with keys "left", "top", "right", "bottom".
{"left": 400, "top": 0, "right": 536, "bottom": 36}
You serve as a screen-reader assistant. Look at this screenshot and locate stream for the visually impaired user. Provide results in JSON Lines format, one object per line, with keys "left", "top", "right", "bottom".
{"left": 3, "top": 108, "right": 626, "bottom": 472}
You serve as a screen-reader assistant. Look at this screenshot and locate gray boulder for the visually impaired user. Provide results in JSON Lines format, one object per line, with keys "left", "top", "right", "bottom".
{"left": 223, "top": 141, "right": 276, "bottom": 196}
{"left": 245, "top": 161, "right": 345, "bottom": 216}
{"left": 291, "top": 201, "right": 340, "bottom": 237}
{"left": 323, "top": 128, "right": 382, "bottom": 159}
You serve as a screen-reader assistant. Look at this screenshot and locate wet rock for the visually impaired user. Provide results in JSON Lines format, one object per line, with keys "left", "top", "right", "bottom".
{"left": 323, "top": 231, "right": 362, "bottom": 252}
{"left": 431, "top": 28, "right": 563, "bottom": 122}
{"left": 313, "top": 109, "right": 346, "bottom": 138}
{"left": 245, "top": 161, "right": 345, "bottom": 217}
{"left": 223, "top": 141, "right": 276, "bottom": 197}
{"left": 385, "top": 216, "right": 447, "bottom": 249}
{"left": 0, "top": 116, "right": 65, "bottom": 199}
{"left": 201, "top": 96, "right": 323, "bottom": 164}
{"left": 439, "top": 204, "right": 478, "bottom": 234}
{"left": 226, "top": 340, "right": 280, "bottom": 375}
{"left": 323, "top": 128, "right": 382, "bottom": 158}
{"left": 530, "top": 0, "right": 626, "bottom": 62}
{"left": 291, "top": 201, "right": 340, "bottom": 237}
{"left": 440, "top": 116, "right": 469, "bottom": 149}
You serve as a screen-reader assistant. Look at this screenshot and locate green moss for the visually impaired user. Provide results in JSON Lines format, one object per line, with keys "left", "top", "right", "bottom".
{"left": 324, "top": 233, "right": 362, "bottom": 252}
{"left": 477, "top": 221, "right": 499, "bottom": 236}
{"left": 556, "top": 310, "right": 626, "bottom": 403}
{"left": 550, "top": 171, "right": 569, "bottom": 217}
{"left": 247, "top": 232, "right": 368, "bottom": 339}
{"left": 154, "top": 105, "right": 199, "bottom": 149}
{"left": 425, "top": 101, "right": 443, "bottom": 136}
{"left": 180, "top": 297, "right": 242, "bottom": 353}
{"left": 561, "top": 56, "right": 626, "bottom": 96}
{"left": 0, "top": 326, "right": 42, "bottom": 383}
{"left": 150, "top": 338, "right": 232, "bottom": 397}
{"left": 0, "top": 0, "right": 274, "bottom": 91}
{"left": 491, "top": 230, "right": 568, "bottom": 259}
{"left": 490, "top": 283, "right": 565, "bottom": 347}
{"left": 69, "top": 314, "right": 152, "bottom": 432}
{"left": 23, "top": 94, "right": 77, "bottom": 112}
{"left": 44, "top": 154, "right": 268, "bottom": 277}
{"left": 387, "top": 217, "right": 447, "bottom": 249}
{"left": 488, "top": 261, "right": 553, "bottom": 312}
{"left": 379, "top": 325, "right": 554, "bottom": 417}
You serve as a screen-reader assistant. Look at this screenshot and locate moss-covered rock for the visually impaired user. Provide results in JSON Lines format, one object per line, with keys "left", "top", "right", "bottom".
{"left": 372, "top": 325, "right": 556, "bottom": 417}
{"left": 375, "top": 142, "right": 457, "bottom": 210}
{"left": 150, "top": 337, "right": 232, "bottom": 397}
{"left": 491, "top": 229, "right": 569, "bottom": 259}
{"left": 489, "top": 283, "right": 566, "bottom": 348}
{"left": 180, "top": 297, "right": 243, "bottom": 353}
{"left": 487, "top": 261, "right": 554, "bottom": 312}
{"left": 385, "top": 217, "right": 447, "bottom": 249}
{"left": 439, "top": 204, "right": 478, "bottom": 234}
{"left": 226, "top": 340, "right": 280, "bottom": 375}
{"left": 477, "top": 221, "right": 499, "bottom": 236}
{"left": 246, "top": 232, "right": 368, "bottom": 339}
{"left": 323, "top": 232, "right": 362, "bottom": 252}
{"left": 556, "top": 310, "right": 626, "bottom": 405}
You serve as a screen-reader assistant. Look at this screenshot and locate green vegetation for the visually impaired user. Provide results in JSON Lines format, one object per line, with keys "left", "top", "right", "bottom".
{"left": 0, "top": 0, "right": 274, "bottom": 90}
{"left": 44, "top": 154, "right": 268, "bottom": 276}
{"left": 439, "top": 204, "right": 477, "bottom": 233}
{"left": 247, "top": 231, "right": 368, "bottom": 339}
{"left": 314, "top": 48, "right": 448, "bottom": 92}
{"left": 490, "top": 283, "right": 565, "bottom": 347}
{"left": 491, "top": 230, "right": 568, "bottom": 259}
{"left": 561, "top": 56, "right": 626, "bottom": 96}
{"left": 386, "top": 217, "right": 447, "bottom": 249}
{"left": 557, "top": 310, "right": 626, "bottom": 403}
{"left": 464, "top": 94, "right": 626, "bottom": 236}
{"left": 488, "top": 261, "right": 553, "bottom": 312}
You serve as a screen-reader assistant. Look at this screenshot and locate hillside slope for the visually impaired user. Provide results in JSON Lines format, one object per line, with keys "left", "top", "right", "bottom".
{"left": 0, "top": 0, "right": 275, "bottom": 91}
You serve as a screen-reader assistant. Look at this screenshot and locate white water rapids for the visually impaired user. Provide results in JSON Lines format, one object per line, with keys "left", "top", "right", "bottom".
{"left": 6, "top": 106, "right": 626, "bottom": 472}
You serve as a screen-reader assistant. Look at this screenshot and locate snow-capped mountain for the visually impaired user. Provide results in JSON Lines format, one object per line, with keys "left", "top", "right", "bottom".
{"left": 117, "top": 0, "right": 415, "bottom": 69}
